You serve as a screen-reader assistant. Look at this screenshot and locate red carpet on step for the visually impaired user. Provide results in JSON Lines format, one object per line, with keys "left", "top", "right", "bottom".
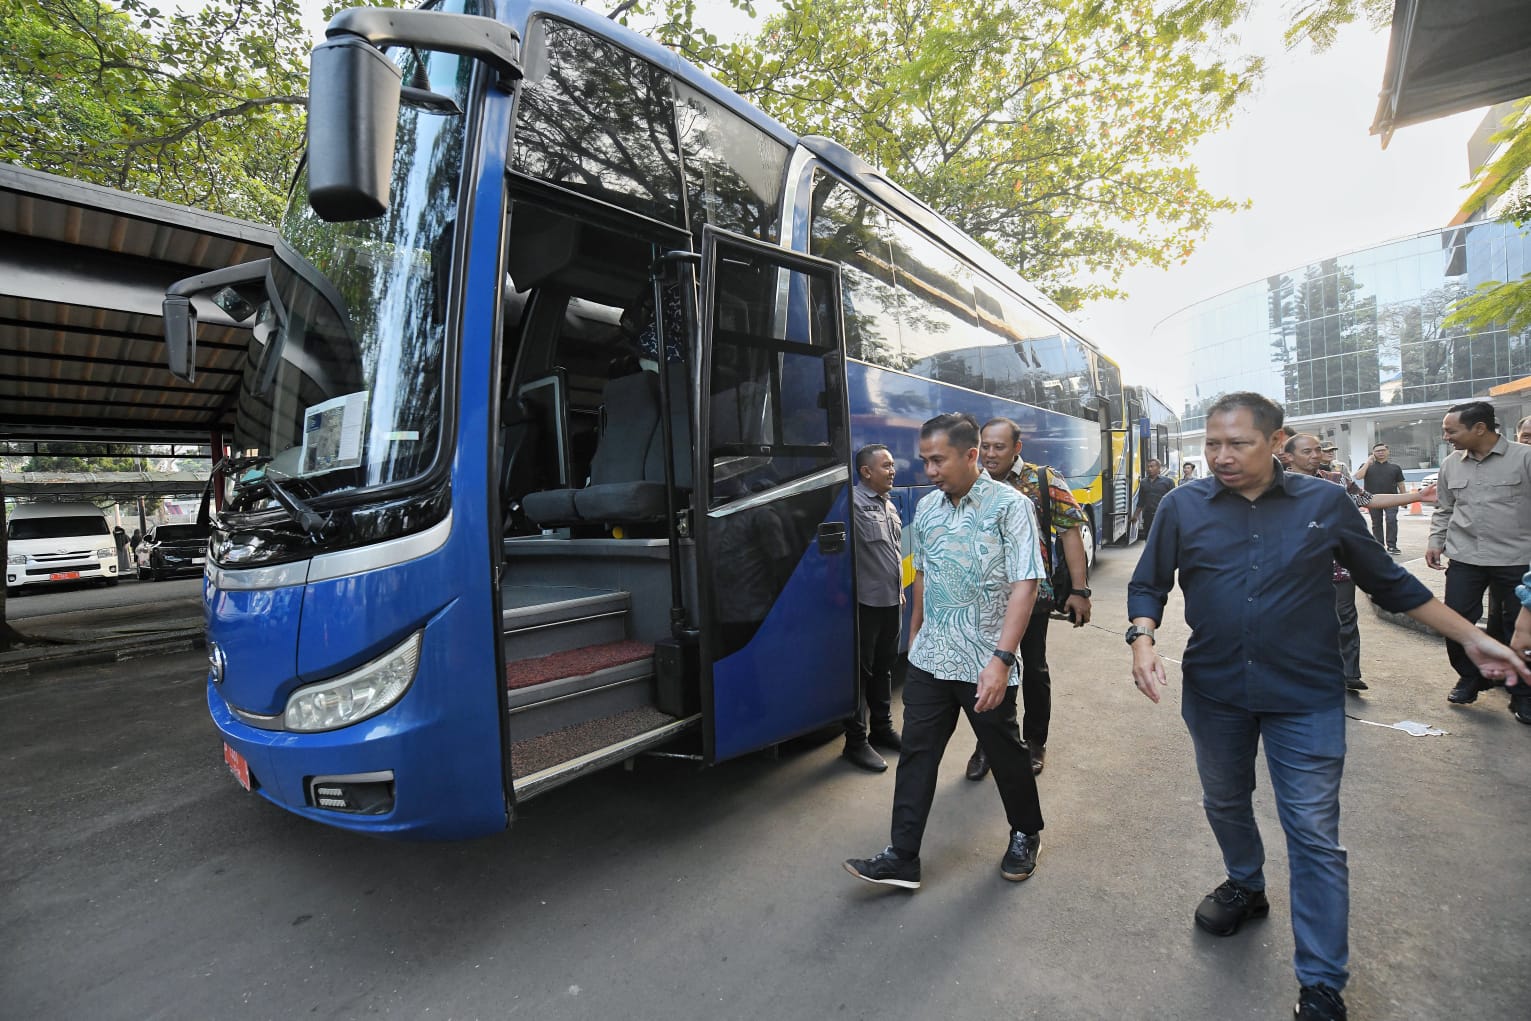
{"left": 505, "top": 639, "right": 653, "bottom": 691}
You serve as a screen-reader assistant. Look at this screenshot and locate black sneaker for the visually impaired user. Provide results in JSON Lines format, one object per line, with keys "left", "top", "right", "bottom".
{"left": 1194, "top": 879, "right": 1269, "bottom": 936}
{"left": 1000, "top": 830, "right": 1040, "bottom": 881}
{"left": 1386, "top": 546, "right": 1402, "bottom": 555}
{"left": 843, "top": 847, "right": 921, "bottom": 889}
{"left": 1294, "top": 983, "right": 1347, "bottom": 1020}
{"left": 1447, "top": 679, "right": 1482, "bottom": 704}
{"left": 1510, "top": 694, "right": 1531, "bottom": 725}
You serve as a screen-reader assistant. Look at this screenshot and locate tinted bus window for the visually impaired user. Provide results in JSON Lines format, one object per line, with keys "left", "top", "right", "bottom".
{"left": 675, "top": 83, "right": 788, "bottom": 242}
{"left": 1098, "top": 355, "right": 1125, "bottom": 427}
{"left": 977, "top": 284, "right": 1062, "bottom": 409}
{"left": 1056, "top": 333, "right": 1096, "bottom": 419}
{"left": 514, "top": 19, "right": 684, "bottom": 225}
{"left": 808, "top": 175, "right": 902, "bottom": 369}
{"left": 886, "top": 219, "right": 980, "bottom": 385}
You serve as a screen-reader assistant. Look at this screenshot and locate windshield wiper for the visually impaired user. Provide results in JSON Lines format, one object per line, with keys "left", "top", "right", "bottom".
{"left": 249, "top": 468, "right": 330, "bottom": 542}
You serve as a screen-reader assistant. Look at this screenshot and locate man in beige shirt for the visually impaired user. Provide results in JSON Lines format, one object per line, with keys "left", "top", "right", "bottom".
{"left": 1427, "top": 401, "right": 1531, "bottom": 723}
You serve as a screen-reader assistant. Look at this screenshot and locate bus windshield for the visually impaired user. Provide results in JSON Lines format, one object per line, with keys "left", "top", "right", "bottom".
{"left": 224, "top": 25, "right": 474, "bottom": 513}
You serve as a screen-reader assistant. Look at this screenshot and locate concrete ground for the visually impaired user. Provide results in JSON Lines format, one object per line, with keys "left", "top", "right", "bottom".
{"left": 2, "top": 521, "right": 1527, "bottom": 1020}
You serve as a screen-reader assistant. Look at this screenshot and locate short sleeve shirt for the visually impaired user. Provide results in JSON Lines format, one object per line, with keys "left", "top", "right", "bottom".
{"left": 908, "top": 473, "right": 1046, "bottom": 685}
{"left": 852, "top": 482, "right": 903, "bottom": 607}
{"left": 1001, "top": 462, "right": 1085, "bottom": 602}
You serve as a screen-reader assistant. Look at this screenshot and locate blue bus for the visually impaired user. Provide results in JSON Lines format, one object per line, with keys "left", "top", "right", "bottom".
{"left": 162, "top": 0, "right": 1143, "bottom": 839}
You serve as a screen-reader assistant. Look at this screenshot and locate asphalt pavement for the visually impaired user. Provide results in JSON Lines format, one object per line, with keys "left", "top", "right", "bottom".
{"left": 2, "top": 520, "right": 1527, "bottom": 1020}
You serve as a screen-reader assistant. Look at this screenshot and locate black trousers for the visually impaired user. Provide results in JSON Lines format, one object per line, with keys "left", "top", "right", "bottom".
{"left": 1334, "top": 579, "right": 1361, "bottom": 682}
{"left": 1369, "top": 506, "right": 1399, "bottom": 548}
{"left": 1443, "top": 560, "right": 1527, "bottom": 685}
{"left": 1019, "top": 610, "right": 1052, "bottom": 748}
{"left": 891, "top": 664, "right": 1043, "bottom": 857}
{"left": 846, "top": 603, "right": 899, "bottom": 742}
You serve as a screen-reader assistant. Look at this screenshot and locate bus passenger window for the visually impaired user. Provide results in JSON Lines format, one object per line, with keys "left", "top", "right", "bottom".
{"left": 676, "top": 83, "right": 789, "bottom": 243}
{"left": 808, "top": 175, "right": 902, "bottom": 369}
{"left": 885, "top": 219, "right": 982, "bottom": 386}
{"left": 513, "top": 19, "right": 684, "bottom": 226}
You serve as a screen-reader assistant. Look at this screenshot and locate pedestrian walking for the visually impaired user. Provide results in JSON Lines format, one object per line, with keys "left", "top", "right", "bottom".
{"left": 1127, "top": 392, "right": 1529, "bottom": 1021}
{"left": 1131, "top": 458, "right": 1176, "bottom": 540}
{"left": 844, "top": 413, "right": 1047, "bottom": 890}
{"left": 1426, "top": 401, "right": 1531, "bottom": 722}
{"left": 1284, "top": 434, "right": 1433, "bottom": 692}
{"left": 960, "top": 418, "right": 1090, "bottom": 781}
{"left": 842, "top": 443, "right": 904, "bottom": 772}
{"left": 1355, "top": 443, "right": 1406, "bottom": 553}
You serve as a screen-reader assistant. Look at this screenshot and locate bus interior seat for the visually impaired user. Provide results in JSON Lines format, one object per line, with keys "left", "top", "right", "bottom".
{"left": 521, "top": 362, "right": 691, "bottom": 527}
{"left": 499, "top": 397, "right": 542, "bottom": 532}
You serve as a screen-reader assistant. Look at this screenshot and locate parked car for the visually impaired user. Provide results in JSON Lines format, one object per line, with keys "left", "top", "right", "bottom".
{"left": 135, "top": 522, "right": 211, "bottom": 581}
{"left": 5, "top": 502, "right": 121, "bottom": 595}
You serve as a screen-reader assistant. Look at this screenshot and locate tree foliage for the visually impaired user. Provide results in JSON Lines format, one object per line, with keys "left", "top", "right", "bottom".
{"left": 708, "top": 0, "right": 1260, "bottom": 308}
{"left": 1281, "top": 0, "right": 1392, "bottom": 52}
{"left": 0, "top": 0, "right": 319, "bottom": 223}
{"left": 1444, "top": 101, "right": 1531, "bottom": 336}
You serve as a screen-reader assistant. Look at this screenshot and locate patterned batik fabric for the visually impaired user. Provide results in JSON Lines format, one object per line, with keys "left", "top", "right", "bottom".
{"left": 908, "top": 473, "right": 1047, "bottom": 685}
{"left": 1002, "top": 463, "right": 1086, "bottom": 603}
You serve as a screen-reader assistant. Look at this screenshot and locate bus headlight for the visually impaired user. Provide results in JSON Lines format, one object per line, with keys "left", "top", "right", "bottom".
{"left": 284, "top": 631, "right": 422, "bottom": 732}
{"left": 7, "top": 554, "right": 25, "bottom": 566}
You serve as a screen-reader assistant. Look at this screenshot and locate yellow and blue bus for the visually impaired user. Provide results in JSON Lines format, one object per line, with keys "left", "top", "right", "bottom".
{"left": 163, "top": 0, "right": 1163, "bottom": 839}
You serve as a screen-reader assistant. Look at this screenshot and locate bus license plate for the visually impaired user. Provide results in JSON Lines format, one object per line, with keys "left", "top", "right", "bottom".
{"left": 223, "top": 742, "right": 252, "bottom": 791}
{"left": 49, "top": 571, "right": 80, "bottom": 581}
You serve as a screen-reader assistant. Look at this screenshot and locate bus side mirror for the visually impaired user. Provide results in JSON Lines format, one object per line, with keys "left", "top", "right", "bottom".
{"left": 307, "top": 35, "right": 402, "bottom": 222}
{"left": 162, "top": 295, "right": 198, "bottom": 383}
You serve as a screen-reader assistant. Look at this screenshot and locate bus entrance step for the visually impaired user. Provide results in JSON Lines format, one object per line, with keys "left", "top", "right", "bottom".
{"left": 501, "top": 586, "right": 629, "bottom": 659}
{"left": 511, "top": 705, "right": 684, "bottom": 784}
{"left": 506, "top": 639, "right": 652, "bottom": 691}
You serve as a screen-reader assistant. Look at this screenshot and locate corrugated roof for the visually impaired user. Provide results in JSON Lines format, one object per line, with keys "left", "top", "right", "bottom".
{"left": 0, "top": 163, "right": 277, "bottom": 443}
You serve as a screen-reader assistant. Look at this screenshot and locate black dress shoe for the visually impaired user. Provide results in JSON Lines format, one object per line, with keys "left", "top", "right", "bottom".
{"left": 965, "top": 743, "right": 989, "bottom": 781}
{"left": 1447, "top": 679, "right": 1482, "bottom": 704}
{"left": 869, "top": 726, "right": 902, "bottom": 752}
{"left": 1343, "top": 678, "right": 1368, "bottom": 691}
{"left": 842, "top": 741, "right": 887, "bottom": 772}
{"left": 1511, "top": 694, "right": 1531, "bottom": 725}
{"left": 1029, "top": 744, "right": 1046, "bottom": 775}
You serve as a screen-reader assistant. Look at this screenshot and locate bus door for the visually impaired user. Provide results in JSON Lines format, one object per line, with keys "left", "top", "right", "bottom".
{"left": 695, "top": 228, "right": 858, "bottom": 762}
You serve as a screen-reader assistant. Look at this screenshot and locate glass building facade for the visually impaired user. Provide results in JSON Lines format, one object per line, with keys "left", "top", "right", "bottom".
{"left": 1159, "top": 221, "right": 1531, "bottom": 467}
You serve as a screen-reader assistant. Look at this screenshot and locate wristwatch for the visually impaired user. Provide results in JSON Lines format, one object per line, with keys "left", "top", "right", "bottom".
{"left": 1124, "top": 624, "right": 1155, "bottom": 646}
{"left": 992, "top": 648, "right": 1018, "bottom": 667}
{"left": 1070, "top": 587, "right": 1092, "bottom": 598}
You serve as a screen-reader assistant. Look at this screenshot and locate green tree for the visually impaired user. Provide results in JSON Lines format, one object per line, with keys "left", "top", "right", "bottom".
{"left": 1282, "top": 0, "right": 1392, "bottom": 51}
{"left": 709, "top": 0, "right": 1261, "bottom": 308}
{"left": 1443, "top": 101, "right": 1531, "bottom": 336}
{"left": 0, "top": 1, "right": 746, "bottom": 225}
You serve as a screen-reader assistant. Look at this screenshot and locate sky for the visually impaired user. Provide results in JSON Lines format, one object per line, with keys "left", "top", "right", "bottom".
{"left": 282, "top": 1, "right": 1488, "bottom": 407}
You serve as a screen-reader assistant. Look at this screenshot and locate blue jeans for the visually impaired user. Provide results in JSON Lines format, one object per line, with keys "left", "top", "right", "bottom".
{"left": 1182, "top": 687, "right": 1348, "bottom": 990}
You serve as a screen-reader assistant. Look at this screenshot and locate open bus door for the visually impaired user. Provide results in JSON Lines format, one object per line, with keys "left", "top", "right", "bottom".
{"left": 694, "top": 229, "right": 858, "bottom": 762}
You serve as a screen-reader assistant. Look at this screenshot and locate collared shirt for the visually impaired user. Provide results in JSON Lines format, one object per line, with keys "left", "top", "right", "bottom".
{"left": 852, "top": 481, "right": 903, "bottom": 607}
{"left": 909, "top": 472, "right": 1045, "bottom": 685}
{"left": 999, "top": 461, "right": 1086, "bottom": 602}
{"left": 1137, "top": 475, "right": 1176, "bottom": 515}
{"left": 1307, "top": 468, "right": 1372, "bottom": 583}
{"left": 1429, "top": 436, "right": 1531, "bottom": 566}
{"left": 1359, "top": 459, "right": 1404, "bottom": 495}
{"left": 1128, "top": 467, "right": 1432, "bottom": 712}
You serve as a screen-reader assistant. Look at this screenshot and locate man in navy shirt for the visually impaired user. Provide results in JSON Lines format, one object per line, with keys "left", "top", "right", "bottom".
{"left": 1127, "top": 392, "right": 1529, "bottom": 1021}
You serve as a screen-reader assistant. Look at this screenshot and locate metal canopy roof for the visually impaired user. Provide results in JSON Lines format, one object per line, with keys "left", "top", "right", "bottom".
{"left": 1372, "top": 0, "right": 1531, "bottom": 147}
{"left": 0, "top": 470, "right": 212, "bottom": 498}
{"left": 0, "top": 163, "right": 277, "bottom": 444}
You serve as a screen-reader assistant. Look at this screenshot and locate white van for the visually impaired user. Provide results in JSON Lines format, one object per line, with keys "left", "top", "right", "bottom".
{"left": 5, "top": 502, "right": 121, "bottom": 594}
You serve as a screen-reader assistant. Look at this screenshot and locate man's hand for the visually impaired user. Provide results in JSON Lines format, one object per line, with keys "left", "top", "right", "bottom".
{"left": 1462, "top": 630, "right": 1531, "bottom": 688}
{"left": 1063, "top": 593, "right": 1091, "bottom": 627}
{"left": 1511, "top": 607, "right": 1531, "bottom": 661}
{"left": 1417, "top": 483, "right": 1437, "bottom": 503}
{"left": 1131, "top": 639, "right": 1168, "bottom": 704}
{"left": 1425, "top": 547, "right": 1446, "bottom": 570}
{"left": 975, "top": 658, "right": 1009, "bottom": 712}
